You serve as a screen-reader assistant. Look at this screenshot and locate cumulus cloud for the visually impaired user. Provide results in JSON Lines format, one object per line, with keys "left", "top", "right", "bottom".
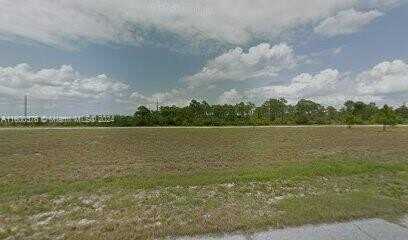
{"left": 184, "top": 43, "right": 297, "bottom": 88}
{"left": 129, "top": 44, "right": 408, "bottom": 108}
{"left": 0, "top": 64, "right": 130, "bottom": 114}
{"left": 357, "top": 60, "right": 408, "bottom": 95}
{"left": 1, "top": 0, "right": 395, "bottom": 50}
{"left": 0, "top": 43, "right": 298, "bottom": 113}
{"left": 243, "top": 69, "right": 344, "bottom": 104}
{"left": 314, "top": 9, "right": 384, "bottom": 37}
{"left": 3, "top": 58, "right": 406, "bottom": 115}
{"left": 218, "top": 59, "right": 408, "bottom": 107}
{"left": 218, "top": 89, "right": 243, "bottom": 104}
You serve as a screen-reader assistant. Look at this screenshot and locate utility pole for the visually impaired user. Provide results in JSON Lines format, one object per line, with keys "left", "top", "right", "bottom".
{"left": 156, "top": 98, "right": 159, "bottom": 111}
{"left": 24, "top": 95, "right": 28, "bottom": 118}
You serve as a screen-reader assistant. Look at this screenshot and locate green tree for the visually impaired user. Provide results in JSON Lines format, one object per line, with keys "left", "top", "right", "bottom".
{"left": 295, "top": 99, "right": 325, "bottom": 125}
{"left": 396, "top": 104, "right": 408, "bottom": 123}
{"left": 344, "top": 113, "right": 358, "bottom": 129}
{"left": 341, "top": 101, "right": 378, "bottom": 124}
{"left": 375, "top": 105, "right": 398, "bottom": 131}
{"left": 257, "top": 98, "right": 288, "bottom": 124}
{"left": 134, "top": 106, "right": 153, "bottom": 126}
{"left": 326, "top": 106, "right": 340, "bottom": 124}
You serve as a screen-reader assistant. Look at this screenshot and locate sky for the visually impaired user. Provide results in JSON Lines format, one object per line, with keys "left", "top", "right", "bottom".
{"left": 0, "top": 0, "right": 407, "bottom": 115}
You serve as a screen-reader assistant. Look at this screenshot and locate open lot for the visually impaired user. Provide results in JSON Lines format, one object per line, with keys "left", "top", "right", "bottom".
{"left": 1, "top": 126, "right": 408, "bottom": 239}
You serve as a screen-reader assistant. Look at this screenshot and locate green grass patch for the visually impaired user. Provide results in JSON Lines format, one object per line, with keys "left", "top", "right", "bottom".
{"left": 277, "top": 190, "right": 408, "bottom": 226}
{"left": 1, "top": 158, "right": 406, "bottom": 200}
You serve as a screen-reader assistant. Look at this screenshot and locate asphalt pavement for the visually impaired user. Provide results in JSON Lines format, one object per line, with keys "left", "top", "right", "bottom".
{"left": 174, "top": 217, "right": 408, "bottom": 240}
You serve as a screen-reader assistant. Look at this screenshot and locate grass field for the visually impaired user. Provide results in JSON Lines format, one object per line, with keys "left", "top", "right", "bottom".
{"left": 1, "top": 126, "right": 408, "bottom": 239}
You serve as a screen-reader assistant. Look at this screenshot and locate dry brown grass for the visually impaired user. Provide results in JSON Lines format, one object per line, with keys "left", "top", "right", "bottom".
{"left": 1, "top": 126, "right": 408, "bottom": 183}
{"left": 0, "top": 126, "right": 407, "bottom": 239}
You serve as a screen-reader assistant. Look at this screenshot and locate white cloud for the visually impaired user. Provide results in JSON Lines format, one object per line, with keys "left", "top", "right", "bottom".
{"left": 130, "top": 48, "right": 408, "bottom": 108}
{"left": 100, "top": 58, "right": 408, "bottom": 108}
{"left": 333, "top": 47, "right": 343, "bottom": 55}
{"left": 0, "top": 1, "right": 139, "bottom": 50}
{"left": 4, "top": 59, "right": 405, "bottom": 115}
{"left": 314, "top": 9, "right": 383, "bottom": 37}
{"left": 218, "top": 89, "right": 243, "bottom": 104}
{"left": 0, "top": 64, "right": 130, "bottom": 114}
{"left": 244, "top": 69, "right": 343, "bottom": 104}
{"left": 130, "top": 88, "right": 191, "bottom": 108}
{"left": 357, "top": 60, "right": 408, "bottom": 95}
{"left": 217, "top": 59, "right": 408, "bottom": 107}
{"left": 184, "top": 43, "right": 297, "bottom": 88}
{"left": 0, "top": 0, "right": 384, "bottom": 49}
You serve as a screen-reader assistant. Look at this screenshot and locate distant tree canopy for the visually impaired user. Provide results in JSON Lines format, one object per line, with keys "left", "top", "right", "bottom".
{"left": 2, "top": 98, "right": 408, "bottom": 127}
{"left": 129, "top": 99, "right": 408, "bottom": 128}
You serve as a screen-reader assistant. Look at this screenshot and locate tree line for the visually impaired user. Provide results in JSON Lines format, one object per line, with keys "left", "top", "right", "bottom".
{"left": 2, "top": 99, "right": 408, "bottom": 128}
{"left": 125, "top": 99, "right": 407, "bottom": 129}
